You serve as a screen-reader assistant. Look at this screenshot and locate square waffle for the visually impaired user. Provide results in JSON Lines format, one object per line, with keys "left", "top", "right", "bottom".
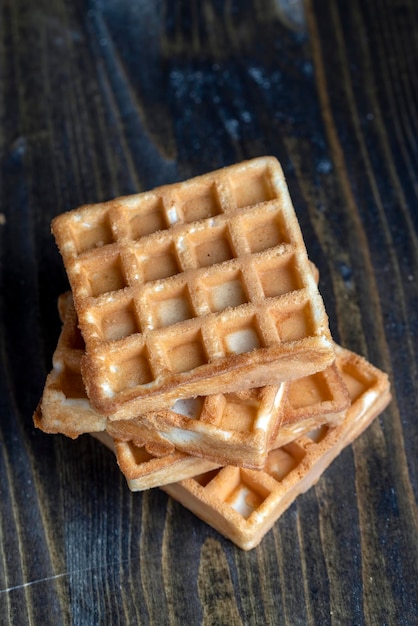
{"left": 158, "top": 346, "right": 391, "bottom": 550}
{"left": 51, "top": 157, "right": 335, "bottom": 419}
{"left": 35, "top": 293, "right": 349, "bottom": 469}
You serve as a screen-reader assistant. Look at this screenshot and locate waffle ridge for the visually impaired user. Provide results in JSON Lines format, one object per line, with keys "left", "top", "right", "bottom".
{"left": 52, "top": 157, "right": 335, "bottom": 418}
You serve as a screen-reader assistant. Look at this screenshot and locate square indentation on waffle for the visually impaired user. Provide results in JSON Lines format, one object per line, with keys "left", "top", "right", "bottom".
{"left": 121, "top": 441, "right": 155, "bottom": 465}
{"left": 141, "top": 280, "right": 197, "bottom": 330}
{"left": 133, "top": 239, "right": 182, "bottom": 283}
{"left": 269, "top": 296, "right": 316, "bottom": 343}
{"left": 263, "top": 442, "right": 307, "bottom": 482}
{"left": 105, "top": 343, "right": 154, "bottom": 393}
{"left": 239, "top": 206, "right": 290, "bottom": 253}
{"left": 195, "top": 466, "right": 273, "bottom": 520}
{"left": 229, "top": 165, "right": 276, "bottom": 208}
{"left": 177, "top": 181, "right": 223, "bottom": 222}
{"left": 163, "top": 328, "right": 209, "bottom": 374}
{"left": 79, "top": 291, "right": 142, "bottom": 344}
{"left": 99, "top": 298, "right": 141, "bottom": 342}
{"left": 289, "top": 372, "right": 333, "bottom": 407}
{"left": 53, "top": 354, "right": 87, "bottom": 401}
{"left": 76, "top": 250, "right": 128, "bottom": 299}
{"left": 52, "top": 157, "right": 335, "bottom": 417}
{"left": 199, "top": 268, "right": 250, "bottom": 312}
{"left": 58, "top": 357, "right": 86, "bottom": 400}
{"left": 255, "top": 253, "right": 303, "bottom": 298}
{"left": 338, "top": 354, "right": 379, "bottom": 404}
{"left": 170, "top": 397, "right": 206, "bottom": 420}
{"left": 220, "top": 313, "right": 265, "bottom": 355}
{"left": 283, "top": 363, "right": 351, "bottom": 430}
{"left": 127, "top": 196, "right": 169, "bottom": 239}
{"left": 71, "top": 205, "right": 116, "bottom": 254}
{"left": 186, "top": 223, "right": 237, "bottom": 268}
{"left": 219, "top": 392, "right": 263, "bottom": 433}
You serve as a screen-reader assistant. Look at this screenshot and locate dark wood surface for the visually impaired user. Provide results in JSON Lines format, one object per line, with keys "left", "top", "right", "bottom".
{"left": 1, "top": 1, "right": 417, "bottom": 624}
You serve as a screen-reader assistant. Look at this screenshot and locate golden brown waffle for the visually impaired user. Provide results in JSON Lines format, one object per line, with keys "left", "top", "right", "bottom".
{"left": 89, "top": 431, "right": 217, "bottom": 490}
{"left": 52, "top": 157, "right": 335, "bottom": 419}
{"left": 35, "top": 293, "right": 286, "bottom": 465}
{"left": 92, "top": 432, "right": 216, "bottom": 490}
{"left": 35, "top": 293, "right": 349, "bottom": 470}
{"left": 34, "top": 293, "right": 107, "bottom": 438}
{"left": 159, "top": 346, "right": 391, "bottom": 550}
{"left": 108, "top": 361, "right": 349, "bottom": 468}
{"left": 107, "top": 361, "right": 351, "bottom": 490}
{"left": 94, "top": 352, "right": 354, "bottom": 491}
{"left": 107, "top": 385, "right": 288, "bottom": 469}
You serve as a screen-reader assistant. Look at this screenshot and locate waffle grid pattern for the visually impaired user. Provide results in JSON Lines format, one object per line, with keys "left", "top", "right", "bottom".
{"left": 108, "top": 384, "right": 286, "bottom": 468}
{"left": 128, "top": 362, "right": 350, "bottom": 466}
{"left": 162, "top": 347, "right": 391, "bottom": 549}
{"left": 110, "top": 359, "right": 351, "bottom": 490}
{"left": 37, "top": 293, "right": 349, "bottom": 470}
{"left": 38, "top": 294, "right": 287, "bottom": 462}
{"left": 52, "top": 158, "right": 334, "bottom": 416}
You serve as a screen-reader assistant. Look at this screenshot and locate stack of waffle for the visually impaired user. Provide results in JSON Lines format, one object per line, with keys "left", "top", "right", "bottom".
{"left": 34, "top": 157, "right": 391, "bottom": 550}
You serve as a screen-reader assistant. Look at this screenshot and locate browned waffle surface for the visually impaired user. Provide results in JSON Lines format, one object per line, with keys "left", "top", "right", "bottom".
{"left": 52, "top": 157, "right": 335, "bottom": 418}
{"left": 34, "top": 293, "right": 107, "bottom": 438}
{"left": 36, "top": 293, "right": 349, "bottom": 471}
{"left": 36, "top": 293, "right": 286, "bottom": 466}
{"left": 113, "top": 440, "right": 218, "bottom": 490}
{"left": 107, "top": 386, "right": 287, "bottom": 469}
{"left": 161, "top": 347, "right": 391, "bottom": 550}
{"left": 96, "top": 351, "right": 352, "bottom": 492}
{"left": 109, "top": 360, "right": 350, "bottom": 468}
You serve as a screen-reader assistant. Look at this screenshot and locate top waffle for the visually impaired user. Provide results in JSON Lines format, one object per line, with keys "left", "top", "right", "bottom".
{"left": 52, "top": 157, "right": 335, "bottom": 419}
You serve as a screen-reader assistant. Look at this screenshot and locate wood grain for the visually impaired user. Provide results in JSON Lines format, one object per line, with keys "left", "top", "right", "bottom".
{"left": 0, "top": 0, "right": 417, "bottom": 623}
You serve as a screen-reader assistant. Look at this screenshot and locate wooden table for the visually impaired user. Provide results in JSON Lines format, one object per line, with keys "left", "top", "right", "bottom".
{"left": 1, "top": 1, "right": 417, "bottom": 623}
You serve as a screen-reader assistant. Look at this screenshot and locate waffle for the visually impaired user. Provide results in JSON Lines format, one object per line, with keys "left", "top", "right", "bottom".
{"left": 101, "top": 359, "right": 351, "bottom": 490}
{"left": 35, "top": 293, "right": 349, "bottom": 470}
{"left": 51, "top": 157, "right": 335, "bottom": 419}
{"left": 107, "top": 385, "right": 287, "bottom": 469}
{"left": 159, "top": 346, "right": 391, "bottom": 550}
{"left": 34, "top": 293, "right": 107, "bottom": 438}
{"left": 35, "top": 291, "right": 287, "bottom": 464}
{"left": 34, "top": 293, "right": 180, "bottom": 444}
{"left": 94, "top": 434, "right": 219, "bottom": 490}
{"left": 109, "top": 360, "right": 349, "bottom": 468}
